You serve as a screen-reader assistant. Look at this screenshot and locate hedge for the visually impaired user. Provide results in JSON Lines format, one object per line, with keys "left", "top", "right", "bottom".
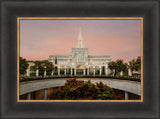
{"left": 20, "top": 75, "right": 141, "bottom": 82}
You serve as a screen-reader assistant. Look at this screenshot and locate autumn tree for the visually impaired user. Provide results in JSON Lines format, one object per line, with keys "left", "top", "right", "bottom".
{"left": 55, "top": 78, "right": 116, "bottom": 100}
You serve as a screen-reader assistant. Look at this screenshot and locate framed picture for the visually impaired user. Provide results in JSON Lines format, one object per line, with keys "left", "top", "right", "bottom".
{"left": 1, "top": 0, "right": 159, "bottom": 119}
{"left": 18, "top": 17, "right": 143, "bottom": 102}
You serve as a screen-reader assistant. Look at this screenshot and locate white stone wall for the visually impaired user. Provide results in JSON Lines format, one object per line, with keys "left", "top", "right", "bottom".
{"left": 20, "top": 78, "right": 141, "bottom": 96}
{"left": 48, "top": 48, "right": 111, "bottom": 69}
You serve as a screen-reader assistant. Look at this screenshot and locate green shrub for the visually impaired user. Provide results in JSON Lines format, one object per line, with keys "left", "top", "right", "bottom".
{"left": 30, "top": 73, "right": 36, "bottom": 77}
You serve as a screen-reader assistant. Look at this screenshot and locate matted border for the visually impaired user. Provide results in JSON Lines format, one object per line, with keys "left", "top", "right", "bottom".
{"left": 1, "top": 0, "right": 159, "bottom": 119}
{"left": 17, "top": 17, "right": 143, "bottom": 102}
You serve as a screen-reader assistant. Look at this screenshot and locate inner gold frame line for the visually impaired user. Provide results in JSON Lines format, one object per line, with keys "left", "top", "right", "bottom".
{"left": 17, "top": 17, "right": 143, "bottom": 102}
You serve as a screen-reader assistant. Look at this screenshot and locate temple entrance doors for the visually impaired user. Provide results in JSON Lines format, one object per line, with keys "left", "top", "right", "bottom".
{"left": 76, "top": 69, "right": 83, "bottom": 75}
{"left": 76, "top": 65, "right": 84, "bottom": 75}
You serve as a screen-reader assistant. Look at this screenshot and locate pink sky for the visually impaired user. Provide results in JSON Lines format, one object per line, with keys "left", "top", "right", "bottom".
{"left": 20, "top": 19, "right": 141, "bottom": 63}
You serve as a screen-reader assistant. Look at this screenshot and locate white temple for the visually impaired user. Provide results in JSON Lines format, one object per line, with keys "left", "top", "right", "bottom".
{"left": 48, "top": 29, "right": 111, "bottom": 75}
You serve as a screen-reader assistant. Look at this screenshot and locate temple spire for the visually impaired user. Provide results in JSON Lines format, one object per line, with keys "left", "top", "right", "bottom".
{"left": 77, "top": 27, "right": 83, "bottom": 48}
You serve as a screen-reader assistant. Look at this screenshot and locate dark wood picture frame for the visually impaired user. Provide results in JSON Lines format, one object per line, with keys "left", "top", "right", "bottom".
{"left": 1, "top": 0, "right": 159, "bottom": 119}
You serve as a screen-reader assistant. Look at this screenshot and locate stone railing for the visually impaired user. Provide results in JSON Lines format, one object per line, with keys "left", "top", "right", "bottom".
{"left": 19, "top": 78, "right": 141, "bottom": 98}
